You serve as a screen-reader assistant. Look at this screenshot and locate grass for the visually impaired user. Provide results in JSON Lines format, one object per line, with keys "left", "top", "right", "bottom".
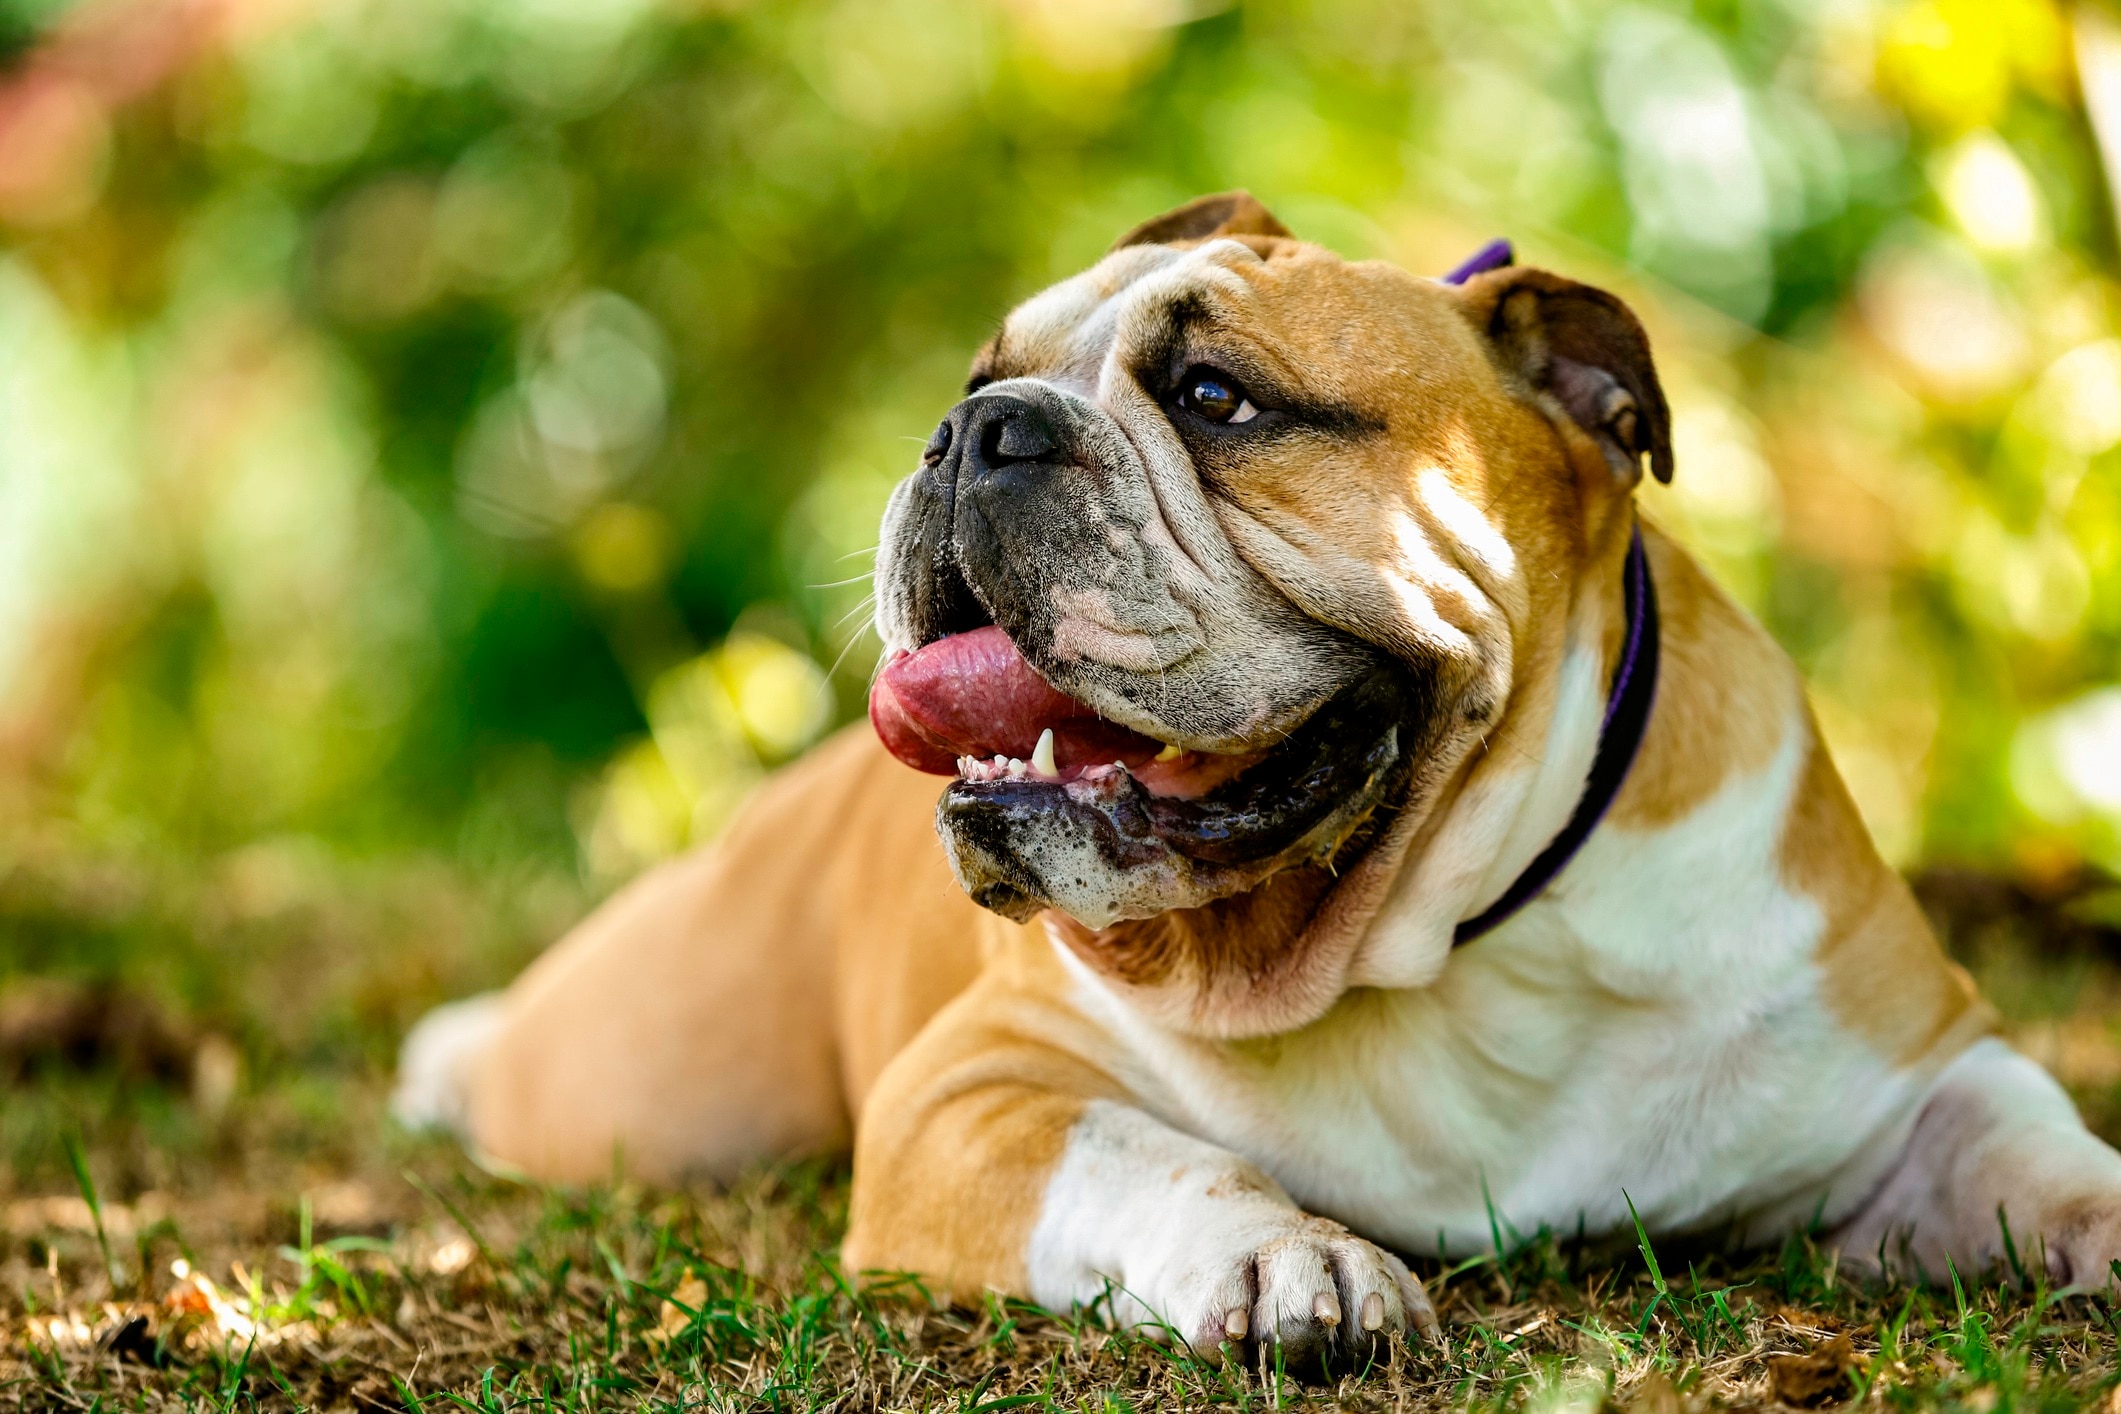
{"left": 7, "top": 847, "right": 2121, "bottom": 1409}
{"left": 17, "top": 1142, "right": 2121, "bottom": 1412}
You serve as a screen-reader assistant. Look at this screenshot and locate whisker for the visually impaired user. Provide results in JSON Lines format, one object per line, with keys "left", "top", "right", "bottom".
{"left": 831, "top": 593, "right": 879, "bottom": 632}
{"left": 827, "top": 627, "right": 878, "bottom": 682}
{"left": 808, "top": 571, "right": 876, "bottom": 590}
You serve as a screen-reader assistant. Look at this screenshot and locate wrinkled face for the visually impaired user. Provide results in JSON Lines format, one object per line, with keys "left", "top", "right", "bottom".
{"left": 871, "top": 209, "right": 1665, "bottom": 948}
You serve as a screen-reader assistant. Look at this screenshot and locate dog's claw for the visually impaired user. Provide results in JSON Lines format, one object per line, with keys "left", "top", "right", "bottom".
{"left": 1313, "top": 1290, "right": 1341, "bottom": 1326}
{"left": 1360, "top": 1291, "right": 1385, "bottom": 1332}
{"left": 1224, "top": 1307, "right": 1249, "bottom": 1341}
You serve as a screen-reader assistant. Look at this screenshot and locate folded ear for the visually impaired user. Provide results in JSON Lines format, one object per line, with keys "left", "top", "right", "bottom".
{"left": 1455, "top": 267, "right": 1673, "bottom": 485}
{"left": 1109, "top": 191, "right": 1293, "bottom": 252}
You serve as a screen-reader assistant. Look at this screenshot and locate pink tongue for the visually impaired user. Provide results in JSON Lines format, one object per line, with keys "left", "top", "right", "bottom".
{"left": 869, "top": 626, "right": 1159, "bottom": 777}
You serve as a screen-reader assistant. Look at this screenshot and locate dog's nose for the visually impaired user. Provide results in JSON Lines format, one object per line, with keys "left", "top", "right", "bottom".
{"left": 951, "top": 395, "right": 1059, "bottom": 477}
{"left": 924, "top": 418, "right": 952, "bottom": 463}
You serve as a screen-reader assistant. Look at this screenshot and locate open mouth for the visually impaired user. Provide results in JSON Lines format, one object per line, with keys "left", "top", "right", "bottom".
{"left": 869, "top": 626, "right": 1266, "bottom": 798}
{"left": 869, "top": 625, "right": 1415, "bottom": 926}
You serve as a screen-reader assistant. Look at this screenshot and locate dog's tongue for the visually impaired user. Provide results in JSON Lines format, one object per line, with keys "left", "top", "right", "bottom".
{"left": 870, "top": 626, "right": 1160, "bottom": 777}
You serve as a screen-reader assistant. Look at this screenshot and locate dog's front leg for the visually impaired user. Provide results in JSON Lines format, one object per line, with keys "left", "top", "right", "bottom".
{"left": 841, "top": 988, "right": 1436, "bottom": 1365}
{"left": 1832, "top": 1037, "right": 2121, "bottom": 1287}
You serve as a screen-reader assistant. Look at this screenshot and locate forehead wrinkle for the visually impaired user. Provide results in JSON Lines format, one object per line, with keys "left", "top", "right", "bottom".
{"left": 1187, "top": 257, "right": 1399, "bottom": 423}
{"left": 996, "top": 289, "right": 1106, "bottom": 387}
{"left": 1093, "top": 262, "right": 1269, "bottom": 411}
{"left": 994, "top": 246, "right": 1200, "bottom": 391}
{"left": 987, "top": 240, "right": 1282, "bottom": 412}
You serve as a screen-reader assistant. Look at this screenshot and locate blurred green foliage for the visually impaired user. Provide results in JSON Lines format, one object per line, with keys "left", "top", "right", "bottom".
{"left": 2, "top": 0, "right": 2120, "bottom": 901}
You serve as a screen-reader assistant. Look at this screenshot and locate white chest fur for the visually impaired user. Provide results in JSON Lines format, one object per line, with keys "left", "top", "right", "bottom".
{"left": 1056, "top": 713, "right": 1933, "bottom": 1258}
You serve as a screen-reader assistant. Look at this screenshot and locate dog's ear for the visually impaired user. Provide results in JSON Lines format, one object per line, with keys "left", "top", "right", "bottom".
{"left": 1109, "top": 191, "right": 1293, "bottom": 252}
{"left": 1456, "top": 267, "right": 1674, "bottom": 485}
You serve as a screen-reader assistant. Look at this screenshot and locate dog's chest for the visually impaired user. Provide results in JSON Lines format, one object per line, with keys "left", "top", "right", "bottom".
{"left": 1080, "top": 873, "right": 1924, "bottom": 1259}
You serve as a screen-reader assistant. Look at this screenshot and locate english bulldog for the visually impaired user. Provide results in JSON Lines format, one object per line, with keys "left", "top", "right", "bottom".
{"left": 396, "top": 193, "right": 2121, "bottom": 1365}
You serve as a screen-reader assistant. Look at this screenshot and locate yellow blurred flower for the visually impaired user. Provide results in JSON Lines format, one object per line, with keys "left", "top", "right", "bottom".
{"left": 579, "top": 625, "right": 833, "bottom": 879}
{"left": 714, "top": 630, "right": 835, "bottom": 761}
{"left": 572, "top": 502, "right": 675, "bottom": 595}
{"left": 1876, "top": 0, "right": 2067, "bottom": 132}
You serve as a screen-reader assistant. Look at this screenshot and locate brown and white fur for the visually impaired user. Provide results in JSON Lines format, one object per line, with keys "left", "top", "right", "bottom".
{"left": 397, "top": 194, "right": 2121, "bottom": 1363}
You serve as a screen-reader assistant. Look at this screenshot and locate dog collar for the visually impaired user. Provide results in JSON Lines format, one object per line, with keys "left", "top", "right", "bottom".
{"left": 1435, "top": 238, "right": 1662, "bottom": 945}
{"left": 1452, "top": 522, "right": 1661, "bottom": 947}
{"left": 1441, "top": 237, "right": 1515, "bottom": 285}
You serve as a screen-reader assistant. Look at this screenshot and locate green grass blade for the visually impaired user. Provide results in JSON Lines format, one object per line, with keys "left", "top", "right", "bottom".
{"left": 61, "top": 1133, "right": 120, "bottom": 1290}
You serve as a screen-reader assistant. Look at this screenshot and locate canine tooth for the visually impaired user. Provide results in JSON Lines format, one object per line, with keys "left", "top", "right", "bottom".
{"left": 1032, "top": 728, "right": 1057, "bottom": 777}
{"left": 1154, "top": 742, "right": 1183, "bottom": 762}
{"left": 1313, "top": 1291, "right": 1341, "bottom": 1327}
{"left": 1360, "top": 1292, "right": 1385, "bottom": 1332}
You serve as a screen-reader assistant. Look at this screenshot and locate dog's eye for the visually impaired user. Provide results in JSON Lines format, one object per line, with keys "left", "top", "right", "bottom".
{"left": 1175, "top": 367, "right": 1259, "bottom": 425}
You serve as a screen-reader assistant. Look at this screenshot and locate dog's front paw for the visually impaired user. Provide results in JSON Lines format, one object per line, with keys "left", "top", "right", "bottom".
{"left": 1156, "top": 1214, "right": 1437, "bottom": 1369}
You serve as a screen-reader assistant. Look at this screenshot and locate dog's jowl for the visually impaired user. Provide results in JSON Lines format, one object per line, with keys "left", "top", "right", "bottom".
{"left": 395, "top": 192, "right": 2121, "bottom": 1366}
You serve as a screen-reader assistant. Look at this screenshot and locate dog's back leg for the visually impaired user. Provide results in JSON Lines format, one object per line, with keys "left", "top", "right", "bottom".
{"left": 394, "top": 724, "right": 981, "bottom": 1185}
{"left": 1831, "top": 1037, "right": 2121, "bottom": 1286}
{"left": 393, "top": 993, "right": 509, "bottom": 1136}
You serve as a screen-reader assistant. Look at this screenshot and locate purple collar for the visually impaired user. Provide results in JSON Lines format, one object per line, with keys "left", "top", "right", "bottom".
{"left": 1452, "top": 523, "right": 1660, "bottom": 946}
{"left": 1442, "top": 237, "right": 1516, "bottom": 285}
{"left": 1436, "top": 237, "right": 1662, "bottom": 944}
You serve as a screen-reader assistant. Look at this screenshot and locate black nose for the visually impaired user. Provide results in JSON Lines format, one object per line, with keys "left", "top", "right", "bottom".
{"left": 946, "top": 394, "right": 1059, "bottom": 478}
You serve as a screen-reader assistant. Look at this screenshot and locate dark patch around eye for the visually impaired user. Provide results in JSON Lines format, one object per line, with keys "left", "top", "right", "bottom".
{"left": 1137, "top": 294, "right": 1209, "bottom": 394}
{"left": 1281, "top": 399, "right": 1388, "bottom": 441}
{"left": 1140, "top": 293, "right": 1384, "bottom": 441}
{"left": 1173, "top": 372, "right": 1384, "bottom": 445}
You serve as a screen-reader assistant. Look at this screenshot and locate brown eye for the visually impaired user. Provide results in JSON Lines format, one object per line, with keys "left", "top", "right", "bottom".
{"left": 1176, "top": 366, "right": 1259, "bottom": 425}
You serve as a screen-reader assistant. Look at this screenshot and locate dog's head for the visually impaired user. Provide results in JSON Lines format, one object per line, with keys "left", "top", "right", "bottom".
{"left": 871, "top": 193, "right": 1671, "bottom": 1033}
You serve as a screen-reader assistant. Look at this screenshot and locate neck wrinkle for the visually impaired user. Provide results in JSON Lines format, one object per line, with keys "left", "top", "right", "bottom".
{"left": 1344, "top": 521, "right": 1636, "bottom": 990}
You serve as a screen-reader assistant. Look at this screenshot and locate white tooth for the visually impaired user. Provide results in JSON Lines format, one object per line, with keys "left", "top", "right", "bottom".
{"left": 1007, "top": 757, "right": 1027, "bottom": 779}
{"left": 1154, "top": 742, "right": 1183, "bottom": 762}
{"left": 1032, "top": 728, "right": 1057, "bottom": 777}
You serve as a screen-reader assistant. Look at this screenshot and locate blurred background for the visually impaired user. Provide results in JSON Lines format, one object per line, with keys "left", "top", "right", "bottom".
{"left": 3, "top": 0, "right": 2121, "bottom": 1188}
